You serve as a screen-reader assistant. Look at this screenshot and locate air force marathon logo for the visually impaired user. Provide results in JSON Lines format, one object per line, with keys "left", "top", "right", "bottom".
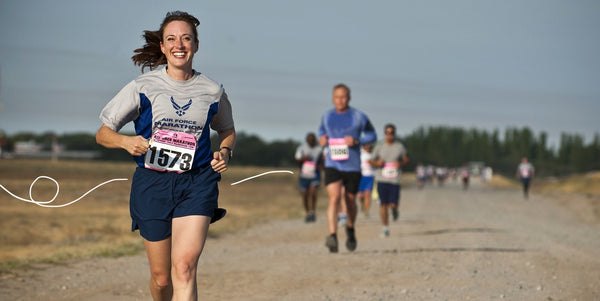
{"left": 154, "top": 97, "right": 201, "bottom": 130}
{"left": 171, "top": 97, "right": 192, "bottom": 116}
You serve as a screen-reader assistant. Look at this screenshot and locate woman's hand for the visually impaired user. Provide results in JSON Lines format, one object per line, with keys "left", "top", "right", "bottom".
{"left": 96, "top": 124, "right": 148, "bottom": 156}
{"left": 123, "top": 135, "right": 150, "bottom": 156}
{"left": 211, "top": 150, "right": 230, "bottom": 173}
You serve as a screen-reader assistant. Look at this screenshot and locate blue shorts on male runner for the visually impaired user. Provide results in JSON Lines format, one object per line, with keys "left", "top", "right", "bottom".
{"left": 377, "top": 182, "right": 400, "bottom": 205}
{"left": 358, "top": 175, "right": 374, "bottom": 193}
{"left": 299, "top": 177, "right": 320, "bottom": 191}
{"left": 129, "top": 165, "right": 220, "bottom": 241}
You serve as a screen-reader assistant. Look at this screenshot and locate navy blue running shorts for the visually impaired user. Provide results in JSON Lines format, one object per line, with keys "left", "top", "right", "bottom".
{"left": 324, "top": 167, "right": 362, "bottom": 195}
{"left": 129, "top": 165, "right": 221, "bottom": 241}
{"left": 299, "top": 176, "right": 321, "bottom": 191}
{"left": 377, "top": 182, "right": 400, "bottom": 205}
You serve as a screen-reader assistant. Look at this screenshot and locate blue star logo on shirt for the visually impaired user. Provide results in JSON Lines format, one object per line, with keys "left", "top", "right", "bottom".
{"left": 171, "top": 97, "right": 192, "bottom": 116}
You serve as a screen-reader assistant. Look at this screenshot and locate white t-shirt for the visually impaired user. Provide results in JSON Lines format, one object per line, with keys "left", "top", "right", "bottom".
{"left": 360, "top": 148, "right": 374, "bottom": 177}
{"left": 295, "top": 144, "right": 324, "bottom": 179}
{"left": 518, "top": 162, "right": 534, "bottom": 179}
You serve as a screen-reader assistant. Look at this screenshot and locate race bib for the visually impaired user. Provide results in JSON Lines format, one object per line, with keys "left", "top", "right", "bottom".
{"left": 521, "top": 169, "right": 530, "bottom": 178}
{"left": 145, "top": 130, "right": 196, "bottom": 173}
{"left": 382, "top": 162, "right": 399, "bottom": 179}
{"left": 328, "top": 138, "right": 349, "bottom": 161}
{"left": 301, "top": 161, "right": 317, "bottom": 178}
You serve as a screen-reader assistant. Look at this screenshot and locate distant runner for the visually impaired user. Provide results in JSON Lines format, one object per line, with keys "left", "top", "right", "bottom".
{"left": 516, "top": 157, "right": 535, "bottom": 199}
{"left": 416, "top": 162, "right": 426, "bottom": 189}
{"left": 357, "top": 144, "right": 375, "bottom": 217}
{"left": 294, "top": 133, "right": 324, "bottom": 222}
{"left": 460, "top": 164, "right": 470, "bottom": 190}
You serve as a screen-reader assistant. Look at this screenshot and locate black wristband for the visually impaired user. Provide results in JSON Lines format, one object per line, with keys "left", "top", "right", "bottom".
{"left": 219, "top": 146, "right": 233, "bottom": 159}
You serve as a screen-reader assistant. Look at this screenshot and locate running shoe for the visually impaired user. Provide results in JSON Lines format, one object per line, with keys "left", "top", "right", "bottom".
{"left": 325, "top": 234, "right": 338, "bottom": 253}
{"left": 380, "top": 227, "right": 390, "bottom": 238}
{"left": 338, "top": 213, "right": 347, "bottom": 226}
{"left": 305, "top": 212, "right": 315, "bottom": 223}
{"left": 346, "top": 227, "right": 357, "bottom": 251}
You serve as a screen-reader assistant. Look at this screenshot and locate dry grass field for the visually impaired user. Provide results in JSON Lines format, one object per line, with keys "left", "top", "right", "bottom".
{"left": 487, "top": 170, "right": 600, "bottom": 223}
{"left": 0, "top": 159, "right": 309, "bottom": 275}
{"left": 1, "top": 159, "right": 599, "bottom": 277}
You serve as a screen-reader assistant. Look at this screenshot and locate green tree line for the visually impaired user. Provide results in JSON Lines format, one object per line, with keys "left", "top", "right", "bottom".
{"left": 1, "top": 127, "right": 598, "bottom": 176}
{"left": 402, "top": 126, "right": 600, "bottom": 176}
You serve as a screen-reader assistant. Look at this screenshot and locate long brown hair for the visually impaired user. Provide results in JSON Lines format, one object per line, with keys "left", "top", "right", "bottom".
{"left": 131, "top": 11, "right": 200, "bottom": 72}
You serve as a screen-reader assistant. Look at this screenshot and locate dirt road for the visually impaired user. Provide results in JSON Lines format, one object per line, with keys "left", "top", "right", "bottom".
{"left": 1, "top": 179, "right": 599, "bottom": 300}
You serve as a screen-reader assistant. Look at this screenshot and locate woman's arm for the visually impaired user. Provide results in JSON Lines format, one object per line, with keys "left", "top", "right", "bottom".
{"left": 211, "top": 126, "right": 236, "bottom": 173}
{"left": 95, "top": 124, "right": 149, "bottom": 156}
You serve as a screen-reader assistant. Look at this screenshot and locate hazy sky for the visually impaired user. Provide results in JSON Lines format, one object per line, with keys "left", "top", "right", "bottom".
{"left": 0, "top": 0, "right": 598, "bottom": 147}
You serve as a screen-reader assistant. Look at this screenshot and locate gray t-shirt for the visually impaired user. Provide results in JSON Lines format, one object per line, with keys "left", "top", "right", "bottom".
{"left": 99, "top": 67, "right": 234, "bottom": 168}
{"left": 371, "top": 141, "right": 407, "bottom": 184}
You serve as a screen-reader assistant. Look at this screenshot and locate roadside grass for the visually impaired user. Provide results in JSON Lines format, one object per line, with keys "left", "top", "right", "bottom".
{"left": 486, "top": 173, "right": 520, "bottom": 189}
{"left": 488, "top": 171, "right": 600, "bottom": 223}
{"left": 0, "top": 160, "right": 308, "bottom": 275}
{"left": 488, "top": 171, "right": 600, "bottom": 196}
{"left": 534, "top": 171, "right": 600, "bottom": 195}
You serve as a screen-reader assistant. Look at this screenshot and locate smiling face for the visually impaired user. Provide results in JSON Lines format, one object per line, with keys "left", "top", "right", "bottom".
{"left": 160, "top": 20, "right": 198, "bottom": 73}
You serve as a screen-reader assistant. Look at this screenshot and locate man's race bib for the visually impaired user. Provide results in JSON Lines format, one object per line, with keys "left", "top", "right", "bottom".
{"left": 328, "top": 138, "right": 349, "bottom": 161}
{"left": 382, "top": 162, "right": 399, "bottom": 179}
{"left": 301, "top": 161, "right": 317, "bottom": 178}
{"left": 520, "top": 169, "right": 530, "bottom": 178}
{"left": 145, "top": 130, "right": 196, "bottom": 173}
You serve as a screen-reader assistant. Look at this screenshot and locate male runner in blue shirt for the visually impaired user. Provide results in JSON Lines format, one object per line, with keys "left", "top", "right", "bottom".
{"left": 318, "top": 83, "right": 377, "bottom": 253}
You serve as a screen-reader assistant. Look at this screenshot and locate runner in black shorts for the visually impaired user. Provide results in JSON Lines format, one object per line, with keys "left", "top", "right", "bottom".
{"left": 324, "top": 168, "right": 362, "bottom": 195}
{"left": 318, "top": 84, "right": 377, "bottom": 253}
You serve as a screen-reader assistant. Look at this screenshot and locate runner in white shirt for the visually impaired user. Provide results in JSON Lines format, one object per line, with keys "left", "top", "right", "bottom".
{"left": 516, "top": 157, "right": 535, "bottom": 199}
{"left": 416, "top": 162, "right": 426, "bottom": 189}
{"left": 294, "top": 133, "right": 324, "bottom": 222}
{"left": 357, "top": 144, "right": 375, "bottom": 217}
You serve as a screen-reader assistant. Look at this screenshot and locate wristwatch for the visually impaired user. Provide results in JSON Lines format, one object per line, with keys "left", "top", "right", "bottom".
{"left": 220, "top": 146, "right": 233, "bottom": 159}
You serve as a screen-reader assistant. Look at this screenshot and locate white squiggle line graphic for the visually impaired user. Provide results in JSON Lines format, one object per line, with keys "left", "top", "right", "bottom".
{"left": 230, "top": 170, "right": 293, "bottom": 186}
{"left": 0, "top": 176, "right": 128, "bottom": 208}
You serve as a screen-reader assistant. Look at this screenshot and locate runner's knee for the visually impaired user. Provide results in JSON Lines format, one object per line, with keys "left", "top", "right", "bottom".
{"left": 172, "top": 260, "right": 196, "bottom": 282}
{"left": 150, "top": 270, "right": 171, "bottom": 289}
